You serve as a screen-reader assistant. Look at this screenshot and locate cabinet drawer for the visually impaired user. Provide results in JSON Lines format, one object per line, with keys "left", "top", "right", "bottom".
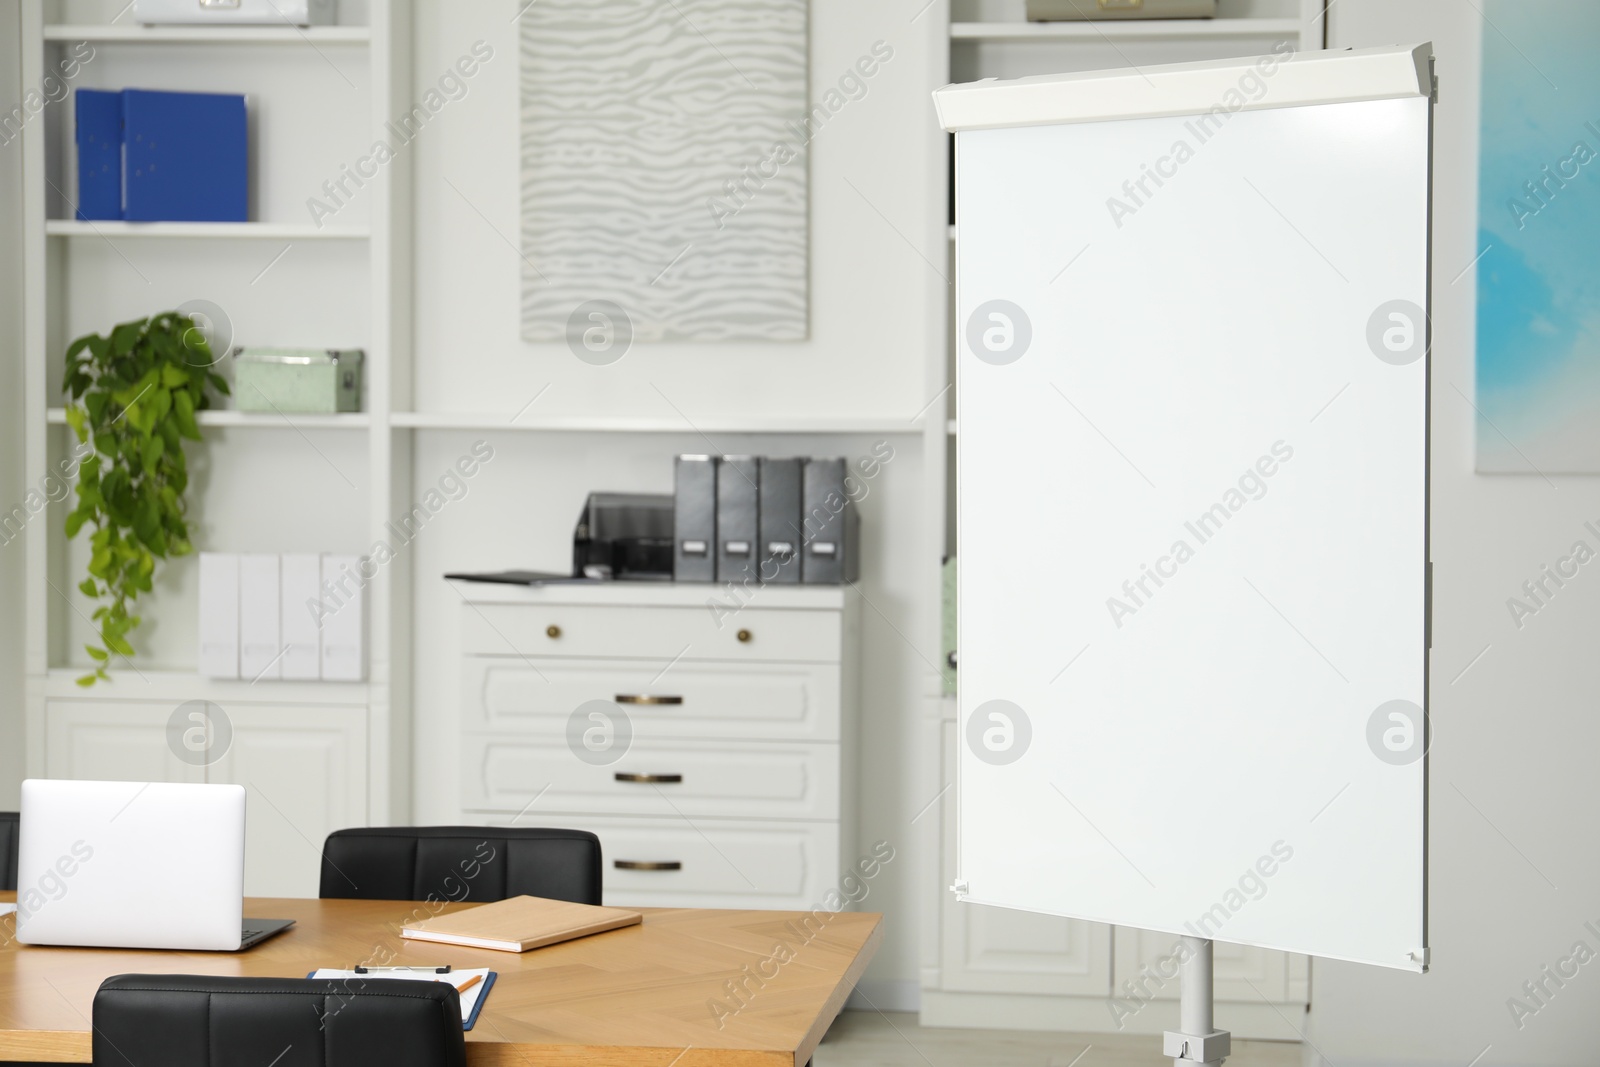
{"left": 461, "top": 603, "right": 840, "bottom": 663}
{"left": 461, "top": 737, "right": 840, "bottom": 821}
{"left": 474, "top": 815, "right": 840, "bottom": 910}
{"left": 461, "top": 658, "right": 841, "bottom": 742}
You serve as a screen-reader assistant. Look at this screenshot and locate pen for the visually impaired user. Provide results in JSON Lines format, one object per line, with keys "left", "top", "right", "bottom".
{"left": 453, "top": 974, "right": 484, "bottom": 995}
{"left": 354, "top": 965, "right": 451, "bottom": 974}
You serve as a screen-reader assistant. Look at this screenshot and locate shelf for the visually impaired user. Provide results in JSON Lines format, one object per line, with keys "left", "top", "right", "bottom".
{"left": 43, "top": 24, "right": 370, "bottom": 44}
{"left": 46, "top": 220, "right": 369, "bottom": 240}
{"left": 47, "top": 408, "right": 370, "bottom": 430}
{"left": 45, "top": 668, "right": 370, "bottom": 705}
{"left": 950, "top": 18, "right": 1302, "bottom": 41}
{"left": 391, "top": 412, "right": 928, "bottom": 434}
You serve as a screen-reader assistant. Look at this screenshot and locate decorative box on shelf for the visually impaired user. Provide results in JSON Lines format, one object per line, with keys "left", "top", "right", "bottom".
{"left": 235, "top": 349, "right": 364, "bottom": 413}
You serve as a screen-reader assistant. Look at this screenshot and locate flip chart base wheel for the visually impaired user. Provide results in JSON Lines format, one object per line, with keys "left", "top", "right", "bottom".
{"left": 1161, "top": 937, "right": 1231, "bottom": 1067}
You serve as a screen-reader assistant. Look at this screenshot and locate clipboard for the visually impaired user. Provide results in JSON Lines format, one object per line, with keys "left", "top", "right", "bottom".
{"left": 308, "top": 968, "right": 497, "bottom": 1031}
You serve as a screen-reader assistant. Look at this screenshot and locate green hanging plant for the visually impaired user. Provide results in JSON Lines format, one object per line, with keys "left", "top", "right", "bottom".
{"left": 62, "top": 312, "right": 229, "bottom": 686}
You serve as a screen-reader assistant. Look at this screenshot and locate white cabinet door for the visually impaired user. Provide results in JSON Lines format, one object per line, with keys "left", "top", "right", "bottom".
{"left": 462, "top": 736, "right": 841, "bottom": 821}
{"left": 477, "top": 813, "right": 840, "bottom": 911}
{"left": 44, "top": 701, "right": 204, "bottom": 785}
{"left": 461, "top": 657, "right": 843, "bottom": 743}
{"left": 461, "top": 604, "right": 841, "bottom": 662}
{"left": 939, "top": 722, "right": 1113, "bottom": 996}
{"left": 203, "top": 705, "right": 367, "bottom": 898}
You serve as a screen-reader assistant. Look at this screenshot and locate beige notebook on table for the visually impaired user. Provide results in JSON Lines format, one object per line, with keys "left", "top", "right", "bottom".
{"left": 400, "top": 895, "right": 643, "bottom": 953}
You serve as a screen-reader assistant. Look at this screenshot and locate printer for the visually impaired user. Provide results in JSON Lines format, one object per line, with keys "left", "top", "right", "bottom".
{"left": 572, "top": 493, "right": 674, "bottom": 580}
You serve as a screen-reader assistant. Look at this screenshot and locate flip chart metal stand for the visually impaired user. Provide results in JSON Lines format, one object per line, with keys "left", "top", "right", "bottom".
{"left": 1169, "top": 938, "right": 1227, "bottom": 1066}
{"left": 936, "top": 44, "right": 1435, "bottom": 1067}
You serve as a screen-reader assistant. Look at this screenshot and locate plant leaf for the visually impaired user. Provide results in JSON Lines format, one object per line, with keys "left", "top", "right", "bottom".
{"left": 173, "top": 389, "right": 199, "bottom": 439}
{"left": 141, "top": 434, "right": 164, "bottom": 475}
{"left": 109, "top": 320, "right": 143, "bottom": 356}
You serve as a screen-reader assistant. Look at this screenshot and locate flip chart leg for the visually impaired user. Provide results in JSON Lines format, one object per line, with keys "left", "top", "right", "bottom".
{"left": 1164, "top": 936, "right": 1230, "bottom": 1066}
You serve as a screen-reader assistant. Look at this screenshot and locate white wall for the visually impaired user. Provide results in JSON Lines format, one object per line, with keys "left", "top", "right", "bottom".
{"left": 0, "top": 0, "right": 26, "bottom": 811}
{"left": 405, "top": 0, "right": 949, "bottom": 1006}
{"left": 1310, "top": 4, "right": 1600, "bottom": 1065}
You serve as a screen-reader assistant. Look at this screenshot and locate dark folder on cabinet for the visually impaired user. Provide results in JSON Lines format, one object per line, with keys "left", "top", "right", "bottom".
{"left": 802, "top": 458, "right": 860, "bottom": 584}
{"left": 758, "top": 457, "right": 803, "bottom": 584}
{"left": 716, "top": 455, "right": 760, "bottom": 584}
{"left": 674, "top": 455, "right": 717, "bottom": 582}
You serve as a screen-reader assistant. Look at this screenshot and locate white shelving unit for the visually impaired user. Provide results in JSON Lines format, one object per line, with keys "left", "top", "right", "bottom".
{"left": 19, "top": 0, "right": 412, "bottom": 897}
{"left": 18, "top": 0, "right": 936, "bottom": 899}
{"left": 922, "top": 0, "right": 1327, "bottom": 1039}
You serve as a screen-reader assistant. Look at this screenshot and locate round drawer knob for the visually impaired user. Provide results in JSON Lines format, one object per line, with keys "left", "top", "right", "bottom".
{"left": 546, "top": 624, "right": 562, "bottom": 639}
{"left": 736, "top": 629, "right": 752, "bottom": 643}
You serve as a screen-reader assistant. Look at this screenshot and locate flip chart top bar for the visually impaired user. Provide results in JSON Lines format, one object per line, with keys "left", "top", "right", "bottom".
{"left": 933, "top": 43, "right": 1432, "bottom": 132}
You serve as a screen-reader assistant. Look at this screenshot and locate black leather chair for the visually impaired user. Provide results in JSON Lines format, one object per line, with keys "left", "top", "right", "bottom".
{"left": 93, "top": 975, "right": 466, "bottom": 1067}
{"left": 319, "top": 826, "right": 602, "bottom": 905}
{"left": 0, "top": 812, "right": 18, "bottom": 892}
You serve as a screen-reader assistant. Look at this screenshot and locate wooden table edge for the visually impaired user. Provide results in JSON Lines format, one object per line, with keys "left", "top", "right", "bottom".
{"left": 794, "top": 915, "right": 884, "bottom": 1067}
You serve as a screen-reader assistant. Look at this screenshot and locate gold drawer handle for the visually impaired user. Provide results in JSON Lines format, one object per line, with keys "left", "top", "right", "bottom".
{"left": 614, "top": 694, "right": 683, "bottom": 706}
{"left": 614, "top": 773, "right": 683, "bottom": 784}
{"left": 614, "top": 860, "right": 681, "bottom": 871}
{"left": 546, "top": 624, "right": 561, "bottom": 639}
{"left": 736, "top": 629, "right": 752, "bottom": 643}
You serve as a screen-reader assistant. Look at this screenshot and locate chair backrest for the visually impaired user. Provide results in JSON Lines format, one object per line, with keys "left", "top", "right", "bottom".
{"left": 93, "top": 974, "right": 467, "bottom": 1067}
{"left": 0, "top": 811, "right": 18, "bottom": 892}
{"left": 319, "top": 826, "right": 602, "bottom": 905}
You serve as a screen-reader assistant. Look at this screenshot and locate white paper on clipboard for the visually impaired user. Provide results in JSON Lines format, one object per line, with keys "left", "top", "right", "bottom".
{"left": 309, "top": 968, "right": 492, "bottom": 1026}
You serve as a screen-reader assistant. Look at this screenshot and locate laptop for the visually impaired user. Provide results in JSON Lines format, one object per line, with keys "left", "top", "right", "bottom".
{"left": 15, "top": 779, "right": 294, "bottom": 952}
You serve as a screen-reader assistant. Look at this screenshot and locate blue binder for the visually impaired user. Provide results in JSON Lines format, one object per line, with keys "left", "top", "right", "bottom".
{"left": 74, "top": 89, "right": 123, "bottom": 221}
{"left": 122, "top": 88, "right": 247, "bottom": 222}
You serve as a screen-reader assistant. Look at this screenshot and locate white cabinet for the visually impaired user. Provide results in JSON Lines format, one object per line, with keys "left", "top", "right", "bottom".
{"left": 204, "top": 704, "right": 368, "bottom": 898}
{"left": 457, "top": 582, "right": 858, "bottom": 912}
{"left": 42, "top": 677, "right": 369, "bottom": 898}
{"left": 923, "top": 717, "right": 1309, "bottom": 1039}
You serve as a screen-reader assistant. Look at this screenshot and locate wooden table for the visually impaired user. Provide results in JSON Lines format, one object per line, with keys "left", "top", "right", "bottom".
{"left": 0, "top": 894, "right": 881, "bottom": 1067}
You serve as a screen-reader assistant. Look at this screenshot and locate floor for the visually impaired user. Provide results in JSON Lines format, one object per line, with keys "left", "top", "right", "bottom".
{"left": 813, "top": 1011, "right": 1304, "bottom": 1067}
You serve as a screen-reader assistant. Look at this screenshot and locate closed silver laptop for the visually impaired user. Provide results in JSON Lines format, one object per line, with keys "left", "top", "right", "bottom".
{"left": 15, "top": 779, "right": 292, "bottom": 952}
